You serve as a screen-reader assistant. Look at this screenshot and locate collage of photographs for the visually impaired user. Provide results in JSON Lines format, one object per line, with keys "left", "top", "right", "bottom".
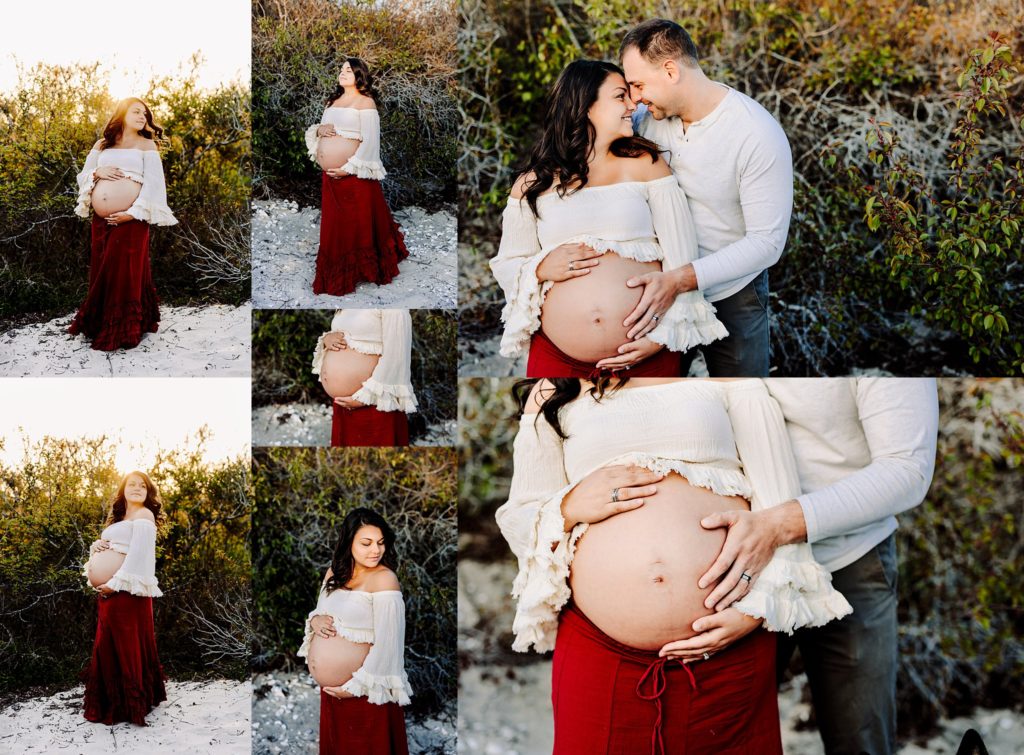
{"left": 0, "top": 1, "right": 1021, "bottom": 754}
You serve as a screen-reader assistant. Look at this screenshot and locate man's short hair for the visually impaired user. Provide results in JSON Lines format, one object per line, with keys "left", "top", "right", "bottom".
{"left": 620, "top": 19, "right": 700, "bottom": 68}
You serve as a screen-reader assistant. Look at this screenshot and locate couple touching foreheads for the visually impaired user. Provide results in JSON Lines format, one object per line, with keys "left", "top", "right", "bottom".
{"left": 491, "top": 18, "right": 793, "bottom": 378}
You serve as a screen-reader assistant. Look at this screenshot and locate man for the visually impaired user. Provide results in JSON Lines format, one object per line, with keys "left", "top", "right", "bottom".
{"left": 673, "top": 378, "right": 939, "bottom": 754}
{"left": 620, "top": 19, "right": 793, "bottom": 376}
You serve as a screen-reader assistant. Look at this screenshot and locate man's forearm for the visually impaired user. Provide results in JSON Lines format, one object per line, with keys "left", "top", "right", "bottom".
{"left": 763, "top": 500, "right": 808, "bottom": 546}
{"left": 669, "top": 263, "right": 698, "bottom": 294}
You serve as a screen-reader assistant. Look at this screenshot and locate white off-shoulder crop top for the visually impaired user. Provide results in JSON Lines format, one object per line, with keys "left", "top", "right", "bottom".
{"left": 82, "top": 518, "right": 162, "bottom": 597}
{"left": 75, "top": 147, "right": 177, "bottom": 225}
{"left": 304, "top": 106, "right": 386, "bottom": 180}
{"left": 495, "top": 379, "right": 852, "bottom": 653}
{"left": 311, "top": 309, "right": 418, "bottom": 413}
{"left": 490, "top": 176, "right": 728, "bottom": 359}
{"left": 298, "top": 586, "right": 413, "bottom": 706}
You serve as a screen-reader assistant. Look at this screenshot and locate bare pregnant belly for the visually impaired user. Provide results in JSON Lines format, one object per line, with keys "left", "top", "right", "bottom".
{"left": 307, "top": 634, "right": 372, "bottom": 688}
{"left": 86, "top": 550, "right": 126, "bottom": 588}
{"left": 570, "top": 472, "right": 750, "bottom": 650}
{"left": 92, "top": 178, "right": 141, "bottom": 218}
{"left": 320, "top": 348, "right": 380, "bottom": 398}
{"left": 317, "top": 136, "right": 361, "bottom": 172}
{"left": 540, "top": 254, "right": 662, "bottom": 363}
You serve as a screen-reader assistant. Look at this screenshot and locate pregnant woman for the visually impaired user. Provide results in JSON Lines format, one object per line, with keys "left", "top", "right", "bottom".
{"left": 490, "top": 61, "right": 726, "bottom": 378}
{"left": 311, "top": 308, "right": 417, "bottom": 447}
{"left": 497, "top": 378, "right": 852, "bottom": 753}
{"left": 81, "top": 471, "right": 166, "bottom": 725}
{"left": 304, "top": 59, "right": 409, "bottom": 296}
{"left": 71, "top": 97, "right": 177, "bottom": 351}
{"left": 298, "top": 508, "right": 412, "bottom": 755}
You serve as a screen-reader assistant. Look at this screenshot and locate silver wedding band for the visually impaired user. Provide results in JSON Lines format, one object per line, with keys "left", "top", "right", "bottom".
{"left": 741, "top": 572, "right": 752, "bottom": 583}
{"left": 568, "top": 261, "right": 575, "bottom": 271}
{"left": 652, "top": 314, "right": 660, "bottom": 322}
{"left": 611, "top": 487, "right": 620, "bottom": 503}
{"left": 703, "top": 652, "right": 711, "bottom": 661}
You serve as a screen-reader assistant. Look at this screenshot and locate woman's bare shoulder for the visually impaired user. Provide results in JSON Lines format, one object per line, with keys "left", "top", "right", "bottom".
{"left": 510, "top": 172, "right": 536, "bottom": 200}
{"left": 524, "top": 379, "right": 555, "bottom": 415}
{"left": 366, "top": 568, "right": 401, "bottom": 593}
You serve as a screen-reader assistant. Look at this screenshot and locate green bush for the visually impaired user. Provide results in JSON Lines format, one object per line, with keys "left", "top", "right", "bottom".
{"left": 252, "top": 0, "right": 457, "bottom": 211}
{"left": 252, "top": 447, "right": 457, "bottom": 716}
{"left": 0, "top": 60, "right": 251, "bottom": 326}
{"left": 252, "top": 309, "right": 457, "bottom": 434}
{"left": 0, "top": 434, "right": 251, "bottom": 700}
{"left": 458, "top": 0, "right": 1024, "bottom": 374}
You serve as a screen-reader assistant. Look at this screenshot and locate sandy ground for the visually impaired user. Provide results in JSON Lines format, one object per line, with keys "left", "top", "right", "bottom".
{"left": 252, "top": 670, "right": 455, "bottom": 754}
{"left": 0, "top": 304, "right": 251, "bottom": 377}
{"left": 252, "top": 199, "right": 457, "bottom": 310}
{"left": 0, "top": 679, "right": 251, "bottom": 754}
{"left": 252, "top": 402, "right": 455, "bottom": 447}
{"left": 458, "top": 557, "right": 1024, "bottom": 755}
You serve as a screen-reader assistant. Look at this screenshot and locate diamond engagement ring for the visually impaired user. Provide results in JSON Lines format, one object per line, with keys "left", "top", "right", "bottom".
{"left": 703, "top": 652, "right": 711, "bottom": 661}
{"left": 652, "top": 314, "right": 660, "bottom": 322}
{"left": 611, "top": 487, "right": 621, "bottom": 503}
{"left": 568, "top": 260, "right": 575, "bottom": 271}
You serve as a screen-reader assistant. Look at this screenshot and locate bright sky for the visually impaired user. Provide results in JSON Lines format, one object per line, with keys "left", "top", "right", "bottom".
{"left": 0, "top": 0, "right": 250, "bottom": 97}
{"left": 0, "top": 378, "right": 251, "bottom": 472}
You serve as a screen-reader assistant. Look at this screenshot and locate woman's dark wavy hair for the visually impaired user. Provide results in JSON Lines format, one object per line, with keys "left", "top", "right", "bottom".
{"left": 516, "top": 59, "right": 662, "bottom": 217}
{"left": 104, "top": 470, "right": 167, "bottom": 529}
{"left": 513, "top": 377, "right": 631, "bottom": 440}
{"left": 100, "top": 97, "right": 163, "bottom": 150}
{"left": 325, "top": 57, "right": 380, "bottom": 107}
{"left": 325, "top": 507, "right": 398, "bottom": 594}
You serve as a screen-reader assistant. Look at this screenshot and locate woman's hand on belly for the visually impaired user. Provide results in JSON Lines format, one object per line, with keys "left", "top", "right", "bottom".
{"left": 593, "top": 336, "right": 665, "bottom": 372}
{"left": 94, "top": 166, "right": 126, "bottom": 181}
{"left": 323, "top": 333, "right": 347, "bottom": 351}
{"left": 535, "top": 242, "right": 604, "bottom": 283}
{"left": 334, "top": 395, "right": 367, "bottom": 409}
{"left": 322, "top": 685, "right": 355, "bottom": 699}
{"left": 325, "top": 166, "right": 350, "bottom": 180}
{"left": 657, "top": 607, "right": 761, "bottom": 662}
{"left": 310, "top": 614, "right": 337, "bottom": 639}
{"left": 105, "top": 211, "right": 134, "bottom": 226}
{"left": 560, "top": 464, "right": 665, "bottom": 532}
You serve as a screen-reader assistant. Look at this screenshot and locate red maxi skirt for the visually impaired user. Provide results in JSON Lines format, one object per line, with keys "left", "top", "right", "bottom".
{"left": 527, "top": 329, "right": 682, "bottom": 379}
{"left": 320, "top": 690, "right": 409, "bottom": 755}
{"left": 313, "top": 173, "right": 409, "bottom": 296}
{"left": 552, "top": 603, "right": 782, "bottom": 755}
{"left": 82, "top": 592, "right": 166, "bottom": 726}
{"left": 68, "top": 216, "right": 160, "bottom": 351}
{"left": 331, "top": 404, "right": 410, "bottom": 447}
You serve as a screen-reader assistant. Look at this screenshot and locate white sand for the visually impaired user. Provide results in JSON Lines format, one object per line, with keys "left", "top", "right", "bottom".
{"left": 0, "top": 304, "right": 251, "bottom": 377}
{"left": 252, "top": 402, "right": 456, "bottom": 447}
{"left": 251, "top": 199, "right": 457, "bottom": 309}
{"left": 0, "top": 679, "right": 251, "bottom": 754}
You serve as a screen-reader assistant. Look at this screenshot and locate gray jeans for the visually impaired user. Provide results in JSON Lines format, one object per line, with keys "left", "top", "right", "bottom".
{"left": 776, "top": 533, "right": 899, "bottom": 755}
{"left": 681, "top": 269, "right": 770, "bottom": 377}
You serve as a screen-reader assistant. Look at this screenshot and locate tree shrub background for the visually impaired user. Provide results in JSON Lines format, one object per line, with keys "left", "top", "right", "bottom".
{"left": 0, "top": 60, "right": 251, "bottom": 329}
{"left": 252, "top": 447, "right": 457, "bottom": 717}
{"left": 252, "top": 0, "right": 458, "bottom": 211}
{"left": 251, "top": 309, "right": 457, "bottom": 437}
{"left": 458, "top": 0, "right": 1024, "bottom": 375}
{"left": 0, "top": 434, "right": 251, "bottom": 702}
{"left": 458, "top": 378, "right": 1024, "bottom": 740}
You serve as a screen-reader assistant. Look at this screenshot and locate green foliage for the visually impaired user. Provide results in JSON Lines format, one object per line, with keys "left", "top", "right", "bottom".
{"left": 0, "top": 434, "right": 251, "bottom": 697}
{"left": 0, "top": 59, "right": 250, "bottom": 325}
{"left": 847, "top": 36, "right": 1023, "bottom": 373}
{"left": 252, "top": 0, "right": 457, "bottom": 210}
{"left": 251, "top": 309, "right": 457, "bottom": 434}
{"left": 459, "top": 0, "right": 1024, "bottom": 374}
{"left": 457, "top": 377, "right": 1024, "bottom": 735}
{"left": 252, "top": 447, "right": 457, "bottom": 716}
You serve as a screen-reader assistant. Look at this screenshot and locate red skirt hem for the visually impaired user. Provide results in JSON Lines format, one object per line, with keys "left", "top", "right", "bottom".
{"left": 82, "top": 592, "right": 166, "bottom": 726}
{"left": 313, "top": 173, "right": 409, "bottom": 296}
{"left": 68, "top": 216, "right": 160, "bottom": 352}
{"left": 526, "top": 329, "right": 682, "bottom": 378}
{"left": 319, "top": 690, "right": 409, "bottom": 755}
{"left": 552, "top": 603, "right": 782, "bottom": 755}
{"left": 331, "top": 404, "right": 410, "bottom": 447}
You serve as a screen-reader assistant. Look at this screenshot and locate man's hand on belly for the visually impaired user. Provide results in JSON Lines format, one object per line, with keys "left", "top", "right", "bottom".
{"left": 697, "top": 502, "right": 809, "bottom": 611}
{"left": 657, "top": 608, "right": 761, "bottom": 662}
{"left": 623, "top": 265, "right": 697, "bottom": 339}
